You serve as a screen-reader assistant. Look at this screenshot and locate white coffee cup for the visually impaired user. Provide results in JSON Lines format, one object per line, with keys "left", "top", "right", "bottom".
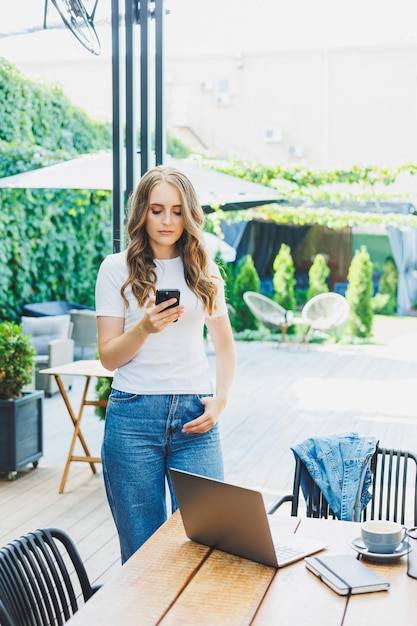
{"left": 361, "top": 520, "right": 405, "bottom": 554}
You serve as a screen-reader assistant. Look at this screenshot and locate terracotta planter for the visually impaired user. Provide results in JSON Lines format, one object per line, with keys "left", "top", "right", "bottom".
{"left": 0, "top": 390, "right": 44, "bottom": 479}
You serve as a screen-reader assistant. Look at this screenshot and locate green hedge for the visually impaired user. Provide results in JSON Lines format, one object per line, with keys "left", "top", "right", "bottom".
{"left": 0, "top": 57, "right": 111, "bottom": 177}
{"left": 0, "top": 187, "right": 112, "bottom": 321}
{"left": 0, "top": 57, "right": 113, "bottom": 321}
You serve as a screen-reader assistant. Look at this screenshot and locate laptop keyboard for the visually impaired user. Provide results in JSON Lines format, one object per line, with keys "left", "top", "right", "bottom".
{"left": 274, "top": 544, "right": 304, "bottom": 561}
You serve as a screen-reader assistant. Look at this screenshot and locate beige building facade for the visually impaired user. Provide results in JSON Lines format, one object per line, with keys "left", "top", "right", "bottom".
{"left": 1, "top": 1, "right": 417, "bottom": 170}
{"left": 165, "top": 43, "right": 417, "bottom": 169}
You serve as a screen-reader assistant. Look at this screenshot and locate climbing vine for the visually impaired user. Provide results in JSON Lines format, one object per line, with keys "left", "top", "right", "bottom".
{"left": 199, "top": 157, "right": 417, "bottom": 231}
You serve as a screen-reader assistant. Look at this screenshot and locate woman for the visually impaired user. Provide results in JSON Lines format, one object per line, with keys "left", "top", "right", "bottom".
{"left": 95, "top": 165, "right": 236, "bottom": 563}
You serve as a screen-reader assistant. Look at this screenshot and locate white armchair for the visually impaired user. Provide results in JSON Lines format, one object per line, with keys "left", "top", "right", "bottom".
{"left": 21, "top": 315, "right": 74, "bottom": 397}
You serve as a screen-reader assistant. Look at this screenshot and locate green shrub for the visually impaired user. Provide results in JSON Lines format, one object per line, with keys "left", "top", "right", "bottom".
{"left": 214, "top": 250, "right": 234, "bottom": 306}
{"left": 231, "top": 255, "right": 260, "bottom": 331}
{"left": 307, "top": 253, "right": 330, "bottom": 300}
{"left": 345, "top": 246, "right": 374, "bottom": 338}
{"left": 0, "top": 57, "right": 111, "bottom": 170}
{"left": 272, "top": 243, "right": 296, "bottom": 311}
{"left": 95, "top": 376, "right": 112, "bottom": 420}
{"left": 166, "top": 130, "right": 192, "bottom": 158}
{"left": 0, "top": 321, "right": 35, "bottom": 399}
{"left": 373, "top": 256, "right": 398, "bottom": 315}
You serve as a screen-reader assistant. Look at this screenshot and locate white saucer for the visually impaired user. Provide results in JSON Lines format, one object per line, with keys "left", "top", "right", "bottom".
{"left": 351, "top": 537, "right": 411, "bottom": 562}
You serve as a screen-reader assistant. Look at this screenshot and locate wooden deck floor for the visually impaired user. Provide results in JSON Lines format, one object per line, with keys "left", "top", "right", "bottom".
{"left": 1, "top": 333, "right": 417, "bottom": 587}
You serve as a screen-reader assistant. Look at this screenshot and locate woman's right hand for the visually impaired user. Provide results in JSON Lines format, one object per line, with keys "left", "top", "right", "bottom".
{"left": 97, "top": 297, "right": 184, "bottom": 371}
{"left": 140, "top": 296, "right": 184, "bottom": 333}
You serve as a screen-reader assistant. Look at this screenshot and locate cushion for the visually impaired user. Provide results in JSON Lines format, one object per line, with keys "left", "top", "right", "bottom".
{"left": 21, "top": 315, "right": 71, "bottom": 355}
{"left": 69, "top": 308, "right": 96, "bottom": 317}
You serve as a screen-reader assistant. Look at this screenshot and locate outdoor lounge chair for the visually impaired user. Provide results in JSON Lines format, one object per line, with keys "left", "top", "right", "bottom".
{"left": 0, "top": 528, "right": 100, "bottom": 626}
{"left": 300, "top": 292, "right": 350, "bottom": 341}
{"left": 243, "top": 291, "right": 308, "bottom": 342}
{"left": 268, "top": 446, "right": 417, "bottom": 526}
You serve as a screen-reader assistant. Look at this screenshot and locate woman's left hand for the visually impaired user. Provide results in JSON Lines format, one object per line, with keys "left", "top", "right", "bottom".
{"left": 182, "top": 395, "right": 226, "bottom": 434}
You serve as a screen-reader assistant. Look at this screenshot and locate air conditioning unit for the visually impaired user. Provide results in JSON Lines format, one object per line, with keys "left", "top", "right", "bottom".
{"left": 216, "top": 93, "right": 231, "bottom": 106}
{"left": 264, "top": 127, "right": 282, "bottom": 143}
{"left": 287, "top": 144, "right": 304, "bottom": 158}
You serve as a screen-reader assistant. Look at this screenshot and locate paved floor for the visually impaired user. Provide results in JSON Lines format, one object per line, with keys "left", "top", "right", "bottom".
{"left": 220, "top": 337, "right": 417, "bottom": 495}
{"left": 1, "top": 332, "right": 417, "bottom": 585}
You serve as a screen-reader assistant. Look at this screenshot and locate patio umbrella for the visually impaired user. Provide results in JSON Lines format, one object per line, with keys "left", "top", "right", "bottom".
{"left": 0, "top": 151, "right": 279, "bottom": 212}
{"left": 203, "top": 232, "right": 236, "bottom": 262}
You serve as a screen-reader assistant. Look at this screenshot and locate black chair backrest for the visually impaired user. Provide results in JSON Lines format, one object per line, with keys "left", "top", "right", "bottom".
{"left": 363, "top": 447, "right": 417, "bottom": 525}
{"left": 0, "top": 599, "right": 14, "bottom": 626}
{"left": 0, "top": 528, "right": 99, "bottom": 626}
{"left": 269, "top": 446, "right": 417, "bottom": 525}
{"left": 290, "top": 455, "right": 337, "bottom": 519}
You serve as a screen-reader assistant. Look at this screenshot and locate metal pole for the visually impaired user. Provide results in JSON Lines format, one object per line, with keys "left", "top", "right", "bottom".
{"left": 125, "top": 0, "right": 137, "bottom": 200}
{"left": 154, "top": 0, "right": 165, "bottom": 165}
{"left": 139, "top": 0, "right": 150, "bottom": 175}
{"left": 111, "top": 0, "right": 124, "bottom": 252}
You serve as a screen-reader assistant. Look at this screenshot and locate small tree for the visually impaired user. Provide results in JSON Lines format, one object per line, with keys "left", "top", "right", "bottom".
{"left": 307, "top": 254, "right": 330, "bottom": 300}
{"left": 345, "top": 246, "right": 374, "bottom": 339}
{"left": 231, "top": 254, "right": 260, "bottom": 331}
{"left": 272, "top": 243, "right": 296, "bottom": 311}
{"left": 374, "top": 256, "right": 398, "bottom": 315}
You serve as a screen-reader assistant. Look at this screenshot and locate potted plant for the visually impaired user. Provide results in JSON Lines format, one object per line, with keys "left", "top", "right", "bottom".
{"left": 0, "top": 321, "right": 44, "bottom": 479}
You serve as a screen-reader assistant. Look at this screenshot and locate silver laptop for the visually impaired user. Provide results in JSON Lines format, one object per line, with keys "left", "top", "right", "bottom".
{"left": 169, "top": 468, "right": 327, "bottom": 568}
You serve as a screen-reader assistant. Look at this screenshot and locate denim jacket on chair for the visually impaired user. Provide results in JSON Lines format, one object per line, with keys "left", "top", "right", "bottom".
{"left": 291, "top": 432, "right": 378, "bottom": 521}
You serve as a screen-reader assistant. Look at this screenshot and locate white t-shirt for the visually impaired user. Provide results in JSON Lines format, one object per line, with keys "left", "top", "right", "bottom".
{"left": 95, "top": 251, "right": 228, "bottom": 394}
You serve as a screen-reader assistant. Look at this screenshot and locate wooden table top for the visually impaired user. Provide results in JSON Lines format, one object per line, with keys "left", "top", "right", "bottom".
{"left": 39, "top": 359, "right": 113, "bottom": 378}
{"left": 66, "top": 512, "right": 415, "bottom": 626}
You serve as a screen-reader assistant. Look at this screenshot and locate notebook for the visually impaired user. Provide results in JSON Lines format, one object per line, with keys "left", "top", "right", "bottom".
{"left": 169, "top": 468, "right": 328, "bottom": 568}
{"left": 305, "top": 554, "right": 390, "bottom": 595}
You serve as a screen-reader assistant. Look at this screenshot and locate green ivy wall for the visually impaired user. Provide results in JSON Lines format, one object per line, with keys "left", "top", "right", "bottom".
{"left": 0, "top": 187, "right": 112, "bottom": 321}
{"left": 0, "top": 56, "right": 114, "bottom": 321}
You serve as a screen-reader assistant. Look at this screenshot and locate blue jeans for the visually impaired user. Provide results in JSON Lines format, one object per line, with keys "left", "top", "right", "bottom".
{"left": 101, "top": 390, "right": 224, "bottom": 563}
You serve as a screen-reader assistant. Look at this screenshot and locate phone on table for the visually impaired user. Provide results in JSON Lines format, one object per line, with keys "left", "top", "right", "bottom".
{"left": 155, "top": 289, "right": 181, "bottom": 322}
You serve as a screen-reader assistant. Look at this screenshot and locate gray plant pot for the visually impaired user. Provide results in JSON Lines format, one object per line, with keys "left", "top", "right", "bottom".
{"left": 0, "top": 390, "right": 44, "bottom": 480}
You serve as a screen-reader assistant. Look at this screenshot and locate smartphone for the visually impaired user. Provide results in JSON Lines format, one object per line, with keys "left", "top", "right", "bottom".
{"left": 155, "top": 289, "right": 181, "bottom": 321}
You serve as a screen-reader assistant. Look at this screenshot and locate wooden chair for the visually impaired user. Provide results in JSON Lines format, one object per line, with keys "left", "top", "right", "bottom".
{"left": 268, "top": 447, "right": 417, "bottom": 526}
{"left": 0, "top": 528, "right": 100, "bottom": 626}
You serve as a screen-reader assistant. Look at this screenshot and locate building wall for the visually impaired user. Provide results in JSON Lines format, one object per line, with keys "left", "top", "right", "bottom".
{"left": 165, "top": 44, "right": 417, "bottom": 168}
{"left": 2, "top": 22, "right": 416, "bottom": 170}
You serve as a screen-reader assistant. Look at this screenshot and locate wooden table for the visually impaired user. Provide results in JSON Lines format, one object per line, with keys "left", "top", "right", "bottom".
{"left": 39, "top": 360, "right": 113, "bottom": 493}
{"left": 66, "top": 512, "right": 415, "bottom": 626}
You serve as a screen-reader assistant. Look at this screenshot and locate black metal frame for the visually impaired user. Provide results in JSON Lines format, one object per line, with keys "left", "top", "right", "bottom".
{"left": 0, "top": 528, "right": 100, "bottom": 625}
{"left": 111, "top": 0, "right": 166, "bottom": 252}
{"left": 268, "top": 447, "right": 417, "bottom": 526}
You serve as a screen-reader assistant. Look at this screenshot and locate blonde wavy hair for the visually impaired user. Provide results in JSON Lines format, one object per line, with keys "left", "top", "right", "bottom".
{"left": 121, "top": 165, "right": 220, "bottom": 316}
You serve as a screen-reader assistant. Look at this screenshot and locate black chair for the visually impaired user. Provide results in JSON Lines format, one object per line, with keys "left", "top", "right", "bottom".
{"left": 0, "top": 528, "right": 100, "bottom": 626}
{"left": 268, "top": 447, "right": 417, "bottom": 526}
